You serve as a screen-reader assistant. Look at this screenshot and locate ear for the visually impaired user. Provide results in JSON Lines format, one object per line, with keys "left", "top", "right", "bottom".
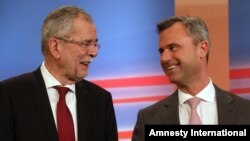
{"left": 198, "top": 40, "right": 209, "bottom": 59}
{"left": 47, "top": 38, "right": 61, "bottom": 59}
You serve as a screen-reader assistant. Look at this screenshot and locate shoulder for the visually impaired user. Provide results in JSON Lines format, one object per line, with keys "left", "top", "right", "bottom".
{"left": 139, "top": 92, "right": 178, "bottom": 114}
{"left": 140, "top": 97, "right": 168, "bottom": 114}
{"left": 0, "top": 72, "right": 37, "bottom": 100}
{"left": 76, "top": 79, "right": 115, "bottom": 109}
{"left": 215, "top": 86, "right": 250, "bottom": 103}
{"left": 77, "top": 79, "right": 112, "bottom": 97}
{"left": 0, "top": 72, "right": 34, "bottom": 87}
{"left": 138, "top": 94, "right": 177, "bottom": 121}
{"left": 78, "top": 79, "right": 109, "bottom": 92}
{"left": 229, "top": 92, "right": 250, "bottom": 106}
{"left": 135, "top": 91, "right": 179, "bottom": 124}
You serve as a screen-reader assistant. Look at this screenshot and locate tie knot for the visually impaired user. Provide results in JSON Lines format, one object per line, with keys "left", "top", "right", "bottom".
{"left": 187, "top": 97, "right": 201, "bottom": 109}
{"left": 54, "top": 86, "right": 69, "bottom": 99}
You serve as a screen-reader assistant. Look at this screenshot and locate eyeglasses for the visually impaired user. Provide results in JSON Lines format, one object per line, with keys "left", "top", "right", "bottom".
{"left": 54, "top": 37, "right": 100, "bottom": 50}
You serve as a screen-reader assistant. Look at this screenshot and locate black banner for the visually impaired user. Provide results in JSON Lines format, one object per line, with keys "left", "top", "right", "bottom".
{"left": 145, "top": 125, "right": 250, "bottom": 140}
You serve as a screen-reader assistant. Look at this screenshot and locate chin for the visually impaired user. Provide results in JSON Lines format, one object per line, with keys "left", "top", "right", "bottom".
{"left": 168, "top": 76, "right": 179, "bottom": 84}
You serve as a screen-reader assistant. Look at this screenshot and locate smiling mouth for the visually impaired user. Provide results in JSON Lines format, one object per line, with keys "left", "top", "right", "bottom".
{"left": 167, "top": 65, "right": 176, "bottom": 70}
{"left": 80, "top": 59, "right": 93, "bottom": 66}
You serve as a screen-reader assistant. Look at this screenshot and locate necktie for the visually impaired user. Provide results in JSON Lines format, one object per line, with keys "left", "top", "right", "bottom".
{"left": 187, "top": 97, "right": 201, "bottom": 125}
{"left": 54, "top": 86, "right": 75, "bottom": 141}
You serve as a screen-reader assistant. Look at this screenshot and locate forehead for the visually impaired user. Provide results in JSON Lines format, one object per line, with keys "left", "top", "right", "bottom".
{"left": 71, "top": 17, "right": 97, "bottom": 38}
{"left": 159, "top": 23, "right": 189, "bottom": 45}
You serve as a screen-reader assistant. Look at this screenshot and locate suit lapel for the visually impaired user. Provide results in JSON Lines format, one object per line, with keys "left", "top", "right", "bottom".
{"left": 75, "top": 81, "right": 90, "bottom": 141}
{"left": 160, "top": 91, "right": 180, "bottom": 124}
{"left": 30, "top": 68, "right": 59, "bottom": 141}
{"left": 215, "top": 86, "right": 236, "bottom": 124}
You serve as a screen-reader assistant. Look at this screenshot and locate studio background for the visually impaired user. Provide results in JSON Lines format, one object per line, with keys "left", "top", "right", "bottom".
{"left": 1, "top": 0, "right": 249, "bottom": 140}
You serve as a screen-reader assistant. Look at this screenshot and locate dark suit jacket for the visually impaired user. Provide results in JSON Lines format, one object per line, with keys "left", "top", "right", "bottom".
{"left": 132, "top": 85, "right": 250, "bottom": 141}
{"left": 0, "top": 68, "right": 118, "bottom": 141}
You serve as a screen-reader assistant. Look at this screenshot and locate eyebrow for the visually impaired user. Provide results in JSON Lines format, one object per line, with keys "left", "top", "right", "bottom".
{"left": 158, "top": 43, "right": 180, "bottom": 52}
{"left": 164, "top": 43, "right": 179, "bottom": 49}
{"left": 84, "top": 38, "right": 98, "bottom": 43}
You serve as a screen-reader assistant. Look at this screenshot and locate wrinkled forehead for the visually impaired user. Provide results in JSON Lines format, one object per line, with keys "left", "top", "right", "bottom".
{"left": 69, "top": 18, "right": 97, "bottom": 40}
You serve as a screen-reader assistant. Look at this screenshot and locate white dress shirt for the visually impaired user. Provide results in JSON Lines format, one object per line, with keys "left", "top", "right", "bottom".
{"left": 40, "top": 62, "right": 78, "bottom": 141}
{"left": 178, "top": 79, "right": 218, "bottom": 124}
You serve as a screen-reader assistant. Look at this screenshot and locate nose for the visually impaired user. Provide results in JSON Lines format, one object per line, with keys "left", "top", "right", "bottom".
{"left": 87, "top": 44, "right": 99, "bottom": 57}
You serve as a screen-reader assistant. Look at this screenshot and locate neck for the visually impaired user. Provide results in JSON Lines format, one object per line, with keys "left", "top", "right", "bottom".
{"left": 44, "top": 60, "right": 76, "bottom": 86}
{"left": 178, "top": 76, "right": 210, "bottom": 96}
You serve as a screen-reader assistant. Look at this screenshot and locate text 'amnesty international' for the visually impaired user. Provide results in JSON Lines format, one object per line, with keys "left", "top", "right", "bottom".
{"left": 145, "top": 125, "right": 249, "bottom": 140}
{"left": 149, "top": 128, "right": 246, "bottom": 138}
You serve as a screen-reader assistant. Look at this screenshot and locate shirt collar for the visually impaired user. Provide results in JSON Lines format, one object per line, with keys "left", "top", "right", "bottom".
{"left": 40, "top": 61, "right": 75, "bottom": 93}
{"left": 178, "top": 78, "right": 215, "bottom": 105}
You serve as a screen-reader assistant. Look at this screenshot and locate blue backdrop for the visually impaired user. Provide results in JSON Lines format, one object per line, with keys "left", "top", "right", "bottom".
{"left": 229, "top": 0, "right": 250, "bottom": 100}
{"left": 1, "top": 0, "right": 250, "bottom": 140}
